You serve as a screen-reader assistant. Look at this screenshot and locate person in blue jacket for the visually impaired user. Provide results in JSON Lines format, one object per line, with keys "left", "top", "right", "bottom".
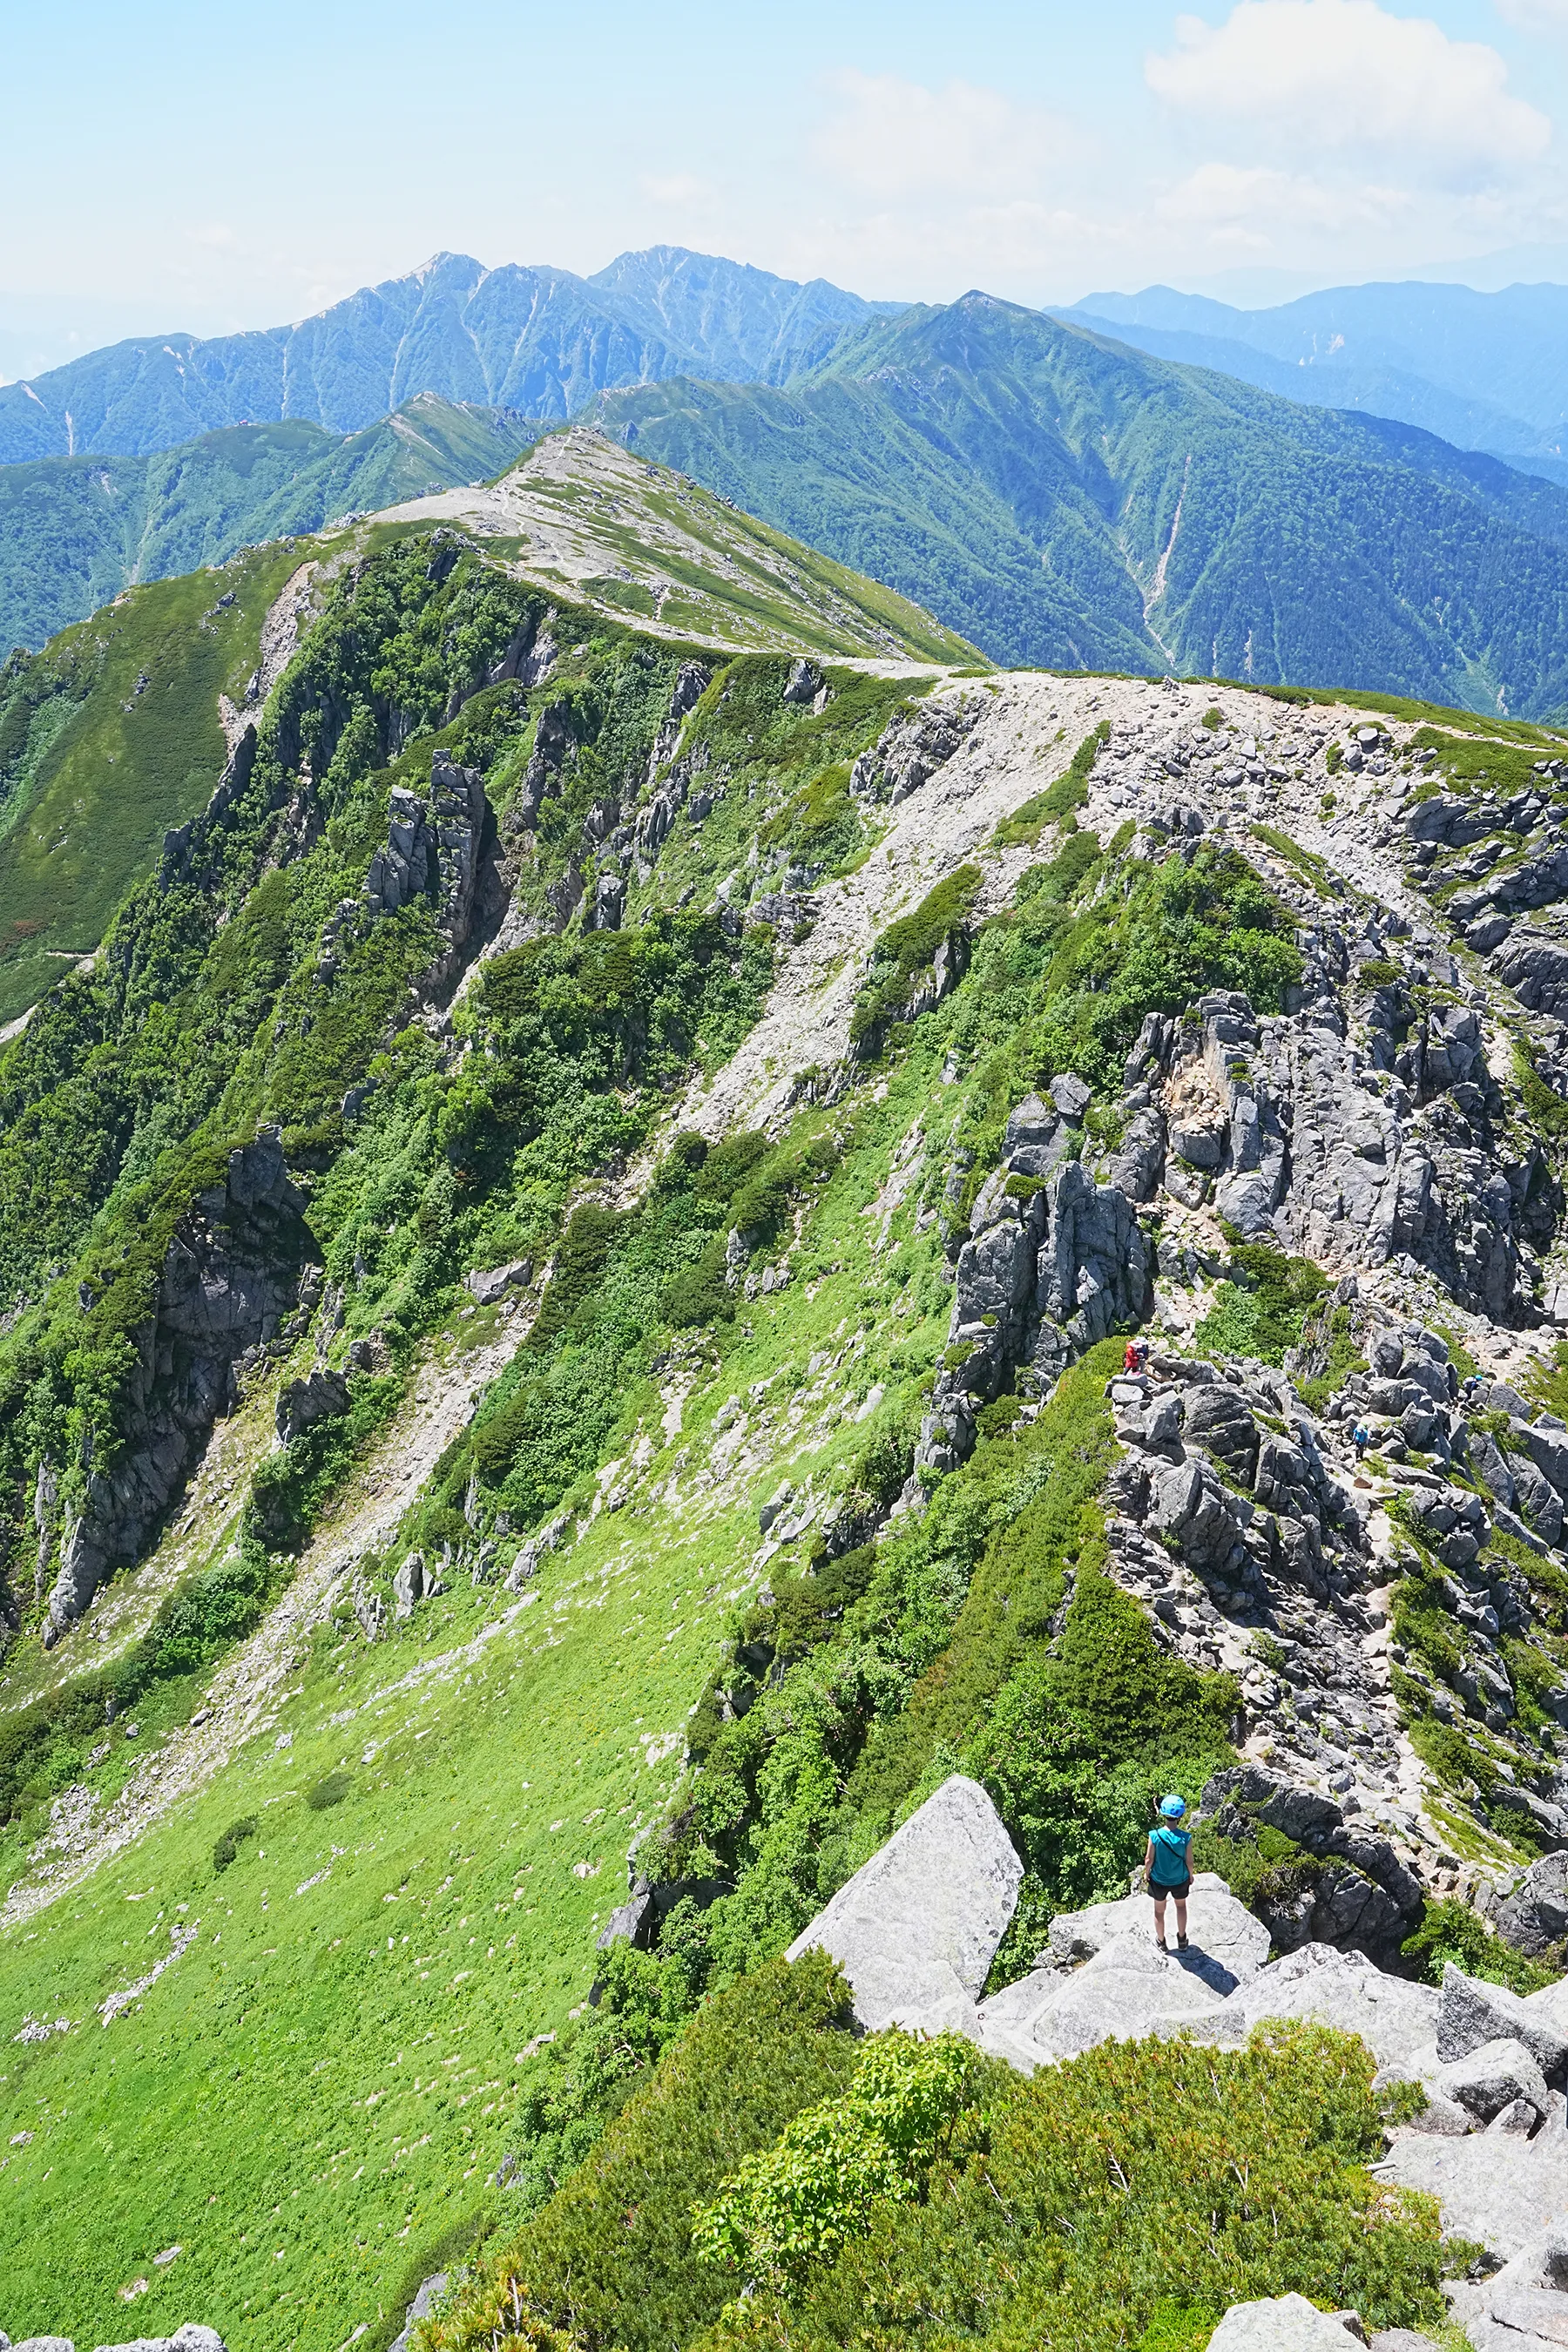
{"left": 1145, "top": 1792, "right": 1193, "bottom": 1952}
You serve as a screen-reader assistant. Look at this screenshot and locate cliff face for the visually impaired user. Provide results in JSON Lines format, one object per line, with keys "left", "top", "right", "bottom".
{"left": 41, "top": 1132, "right": 315, "bottom": 1644}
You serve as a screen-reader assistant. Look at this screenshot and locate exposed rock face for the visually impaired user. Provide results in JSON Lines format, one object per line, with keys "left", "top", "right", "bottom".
{"left": 784, "top": 1774, "right": 1022, "bottom": 2032}
{"left": 319, "top": 749, "right": 491, "bottom": 991}
{"left": 1498, "top": 1854, "right": 1568, "bottom": 1957}
{"left": 1206, "top": 2295, "right": 1369, "bottom": 2348}
{"left": 43, "top": 1132, "right": 316, "bottom": 1645}
{"left": 919, "top": 1159, "right": 1150, "bottom": 1473}
{"left": 849, "top": 694, "right": 979, "bottom": 804}
{"left": 275, "top": 1367, "right": 348, "bottom": 1443}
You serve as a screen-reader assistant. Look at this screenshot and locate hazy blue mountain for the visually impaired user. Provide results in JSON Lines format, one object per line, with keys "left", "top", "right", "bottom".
{"left": 1057, "top": 280, "right": 1568, "bottom": 479}
{"left": 591, "top": 293, "right": 1568, "bottom": 714}
{"left": 0, "top": 249, "right": 897, "bottom": 466}
{"left": 0, "top": 394, "right": 540, "bottom": 651}
{"left": 585, "top": 246, "right": 899, "bottom": 384}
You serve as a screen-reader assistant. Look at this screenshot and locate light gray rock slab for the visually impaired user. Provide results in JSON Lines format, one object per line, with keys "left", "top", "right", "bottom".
{"left": 1436, "top": 2034, "right": 1550, "bottom": 2125}
{"left": 90, "top": 2335, "right": 226, "bottom": 2352}
{"left": 786, "top": 1774, "right": 1022, "bottom": 2031}
{"left": 388, "top": 2274, "right": 447, "bottom": 2352}
{"left": 1499, "top": 1853, "right": 1568, "bottom": 1957}
{"left": 1045, "top": 1872, "right": 1270, "bottom": 1990}
{"left": 1232, "top": 1943, "right": 1438, "bottom": 2075}
{"left": 10, "top": 2340, "right": 75, "bottom": 2352}
{"left": 1365, "top": 2333, "right": 1441, "bottom": 2351}
{"left": 1206, "top": 2294, "right": 1366, "bottom": 2347}
{"left": 993, "top": 1928, "right": 1231, "bottom": 2066}
{"left": 1376, "top": 2130, "right": 1568, "bottom": 2260}
{"left": 1448, "top": 2225, "right": 1568, "bottom": 2348}
{"left": 1439, "top": 1963, "right": 1568, "bottom": 2084}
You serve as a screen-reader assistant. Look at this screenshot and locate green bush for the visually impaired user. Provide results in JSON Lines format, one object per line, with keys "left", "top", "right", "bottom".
{"left": 697, "top": 2024, "right": 1444, "bottom": 2352}
{"left": 212, "top": 1814, "right": 259, "bottom": 1872}
{"left": 1402, "top": 1896, "right": 1560, "bottom": 1995}
{"left": 1196, "top": 1243, "right": 1327, "bottom": 1366}
{"left": 306, "top": 1770, "right": 352, "bottom": 1810}
{"left": 693, "top": 2031, "right": 984, "bottom": 2288}
{"left": 421, "top": 1953, "right": 857, "bottom": 2352}
{"left": 850, "top": 865, "right": 983, "bottom": 1048}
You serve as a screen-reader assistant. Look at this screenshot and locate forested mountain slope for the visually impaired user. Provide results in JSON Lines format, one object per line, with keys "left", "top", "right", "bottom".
{"left": 10, "top": 510, "right": 1568, "bottom": 2349}
{"left": 592, "top": 294, "right": 1568, "bottom": 713}
{"left": 0, "top": 248, "right": 894, "bottom": 465}
{"left": 1060, "top": 277, "right": 1568, "bottom": 480}
{"left": 0, "top": 395, "right": 541, "bottom": 652}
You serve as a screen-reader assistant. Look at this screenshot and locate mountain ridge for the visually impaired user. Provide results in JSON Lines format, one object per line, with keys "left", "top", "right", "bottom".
{"left": 0, "top": 248, "right": 899, "bottom": 466}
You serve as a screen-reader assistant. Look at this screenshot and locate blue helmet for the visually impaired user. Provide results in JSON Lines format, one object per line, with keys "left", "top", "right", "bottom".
{"left": 1159, "top": 1793, "right": 1187, "bottom": 1819}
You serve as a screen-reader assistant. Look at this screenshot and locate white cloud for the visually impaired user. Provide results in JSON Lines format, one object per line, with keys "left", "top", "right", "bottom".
{"left": 639, "top": 173, "right": 715, "bottom": 209}
{"left": 1495, "top": 0, "right": 1568, "bottom": 28}
{"left": 1147, "top": 1, "right": 1550, "bottom": 182}
{"left": 812, "top": 71, "right": 1090, "bottom": 203}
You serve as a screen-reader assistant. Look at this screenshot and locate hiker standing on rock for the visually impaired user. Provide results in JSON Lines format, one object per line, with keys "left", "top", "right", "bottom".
{"left": 1146, "top": 1794, "right": 1193, "bottom": 1952}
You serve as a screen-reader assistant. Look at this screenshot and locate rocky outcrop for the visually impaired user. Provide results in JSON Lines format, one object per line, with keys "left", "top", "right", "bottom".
{"left": 919, "top": 1157, "right": 1151, "bottom": 1474}
{"left": 849, "top": 693, "right": 979, "bottom": 804}
{"left": 1497, "top": 1854, "right": 1568, "bottom": 1958}
{"left": 319, "top": 749, "right": 492, "bottom": 993}
{"left": 275, "top": 1367, "right": 349, "bottom": 1443}
{"left": 1206, "top": 2295, "right": 1376, "bottom": 2347}
{"left": 42, "top": 1132, "right": 316, "bottom": 1645}
{"left": 785, "top": 1774, "right": 1023, "bottom": 2032}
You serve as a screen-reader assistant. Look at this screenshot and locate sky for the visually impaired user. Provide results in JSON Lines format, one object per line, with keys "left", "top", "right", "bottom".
{"left": 6, "top": 0, "right": 1568, "bottom": 371}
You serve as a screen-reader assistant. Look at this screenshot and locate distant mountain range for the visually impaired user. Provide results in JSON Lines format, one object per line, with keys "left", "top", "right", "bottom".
{"left": 1056, "top": 280, "right": 1568, "bottom": 483}
{"left": 591, "top": 294, "right": 1568, "bottom": 715}
{"left": 12, "top": 250, "right": 1568, "bottom": 713}
{"left": 0, "top": 248, "right": 900, "bottom": 465}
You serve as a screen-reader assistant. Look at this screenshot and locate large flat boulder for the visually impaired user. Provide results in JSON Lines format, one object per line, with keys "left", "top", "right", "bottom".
{"left": 1206, "top": 2295, "right": 1367, "bottom": 2347}
{"left": 786, "top": 1774, "right": 1021, "bottom": 2032}
{"left": 1229, "top": 1943, "right": 1438, "bottom": 2076}
{"left": 1446, "top": 2224, "right": 1568, "bottom": 2350}
{"left": 1046, "top": 1872, "right": 1271, "bottom": 1991}
{"left": 977, "top": 1929, "right": 1232, "bottom": 2070}
{"left": 1376, "top": 2105, "right": 1568, "bottom": 2260}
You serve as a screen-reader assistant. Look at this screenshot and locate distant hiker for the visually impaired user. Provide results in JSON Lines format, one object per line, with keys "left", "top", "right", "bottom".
{"left": 1353, "top": 1423, "right": 1370, "bottom": 1462}
{"left": 1146, "top": 1794, "right": 1193, "bottom": 1952}
{"left": 1125, "top": 1339, "right": 1142, "bottom": 1375}
{"left": 1462, "top": 1373, "right": 1484, "bottom": 1402}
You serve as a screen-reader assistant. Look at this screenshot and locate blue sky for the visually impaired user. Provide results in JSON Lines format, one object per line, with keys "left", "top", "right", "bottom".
{"left": 6, "top": 0, "right": 1568, "bottom": 368}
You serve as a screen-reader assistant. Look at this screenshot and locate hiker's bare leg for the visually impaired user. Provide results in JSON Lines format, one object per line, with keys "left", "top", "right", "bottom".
{"left": 1153, "top": 1896, "right": 1167, "bottom": 1946}
{"left": 1175, "top": 1895, "right": 1189, "bottom": 1944}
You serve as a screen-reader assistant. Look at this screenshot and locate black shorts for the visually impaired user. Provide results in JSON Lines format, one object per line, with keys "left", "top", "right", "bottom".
{"left": 1150, "top": 1877, "right": 1191, "bottom": 1902}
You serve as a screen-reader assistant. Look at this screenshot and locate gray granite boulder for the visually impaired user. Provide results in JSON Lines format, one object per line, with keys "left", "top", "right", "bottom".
{"left": 1439, "top": 1963, "right": 1568, "bottom": 2085}
{"left": 1045, "top": 1873, "right": 1270, "bottom": 1990}
{"left": 1229, "top": 1943, "right": 1438, "bottom": 2076}
{"left": 1446, "top": 2223, "right": 1568, "bottom": 2350}
{"left": 1206, "top": 2295, "right": 1368, "bottom": 2347}
{"left": 389, "top": 2275, "right": 448, "bottom": 2352}
{"left": 786, "top": 1774, "right": 1021, "bottom": 2032}
{"left": 1499, "top": 1853, "right": 1568, "bottom": 1959}
{"left": 1436, "top": 2035, "right": 1550, "bottom": 2126}
{"left": 1376, "top": 2102, "right": 1568, "bottom": 2260}
{"left": 977, "top": 1929, "right": 1233, "bottom": 2071}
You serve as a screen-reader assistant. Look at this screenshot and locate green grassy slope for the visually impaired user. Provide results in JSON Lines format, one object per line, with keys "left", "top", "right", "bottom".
{"left": 592, "top": 294, "right": 1568, "bottom": 714}
{"left": 0, "top": 544, "right": 304, "bottom": 1025}
{"left": 0, "top": 395, "right": 541, "bottom": 653}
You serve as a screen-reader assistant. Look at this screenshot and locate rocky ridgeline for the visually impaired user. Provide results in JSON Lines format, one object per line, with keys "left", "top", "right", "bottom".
{"left": 790, "top": 1774, "right": 1568, "bottom": 2352}
{"left": 36, "top": 1132, "right": 319, "bottom": 1647}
